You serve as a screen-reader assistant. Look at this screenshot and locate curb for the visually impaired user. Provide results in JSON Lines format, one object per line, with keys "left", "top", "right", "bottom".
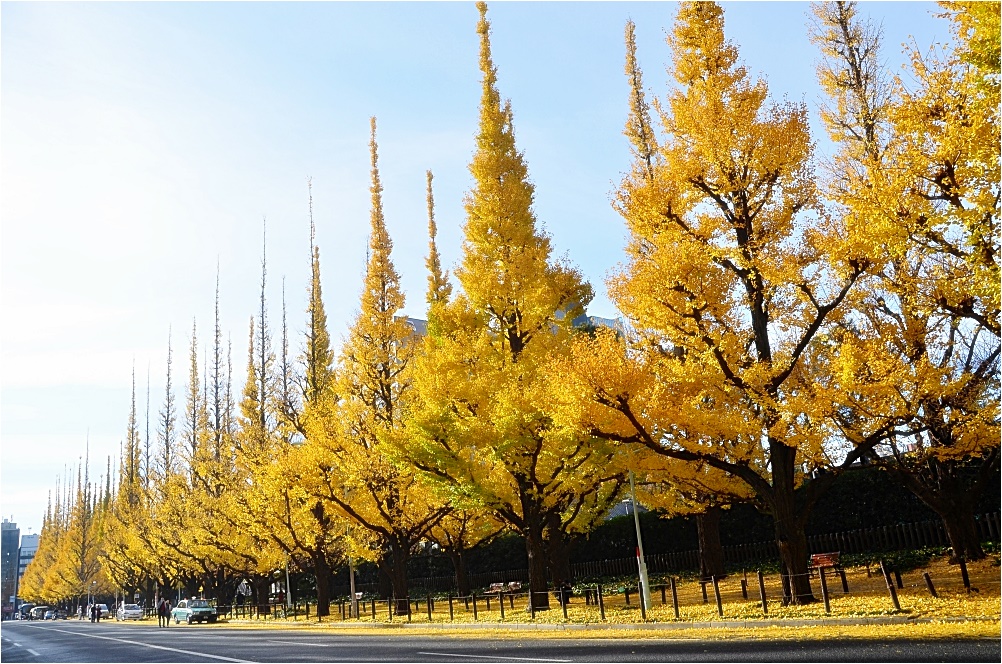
{"left": 223, "top": 615, "right": 996, "bottom": 631}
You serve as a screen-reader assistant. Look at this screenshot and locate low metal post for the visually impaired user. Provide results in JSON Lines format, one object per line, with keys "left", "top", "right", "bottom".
{"left": 819, "top": 568, "right": 831, "bottom": 615}
{"left": 498, "top": 592, "right": 505, "bottom": 621}
{"left": 528, "top": 592, "right": 535, "bottom": 620}
{"left": 597, "top": 585, "right": 605, "bottom": 621}
{"left": 670, "top": 577, "right": 680, "bottom": 620}
{"left": 712, "top": 576, "right": 723, "bottom": 617}
{"left": 959, "top": 559, "right": 971, "bottom": 592}
{"left": 388, "top": 598, "right": 393, "bottom": 622}
{"left": 838, "top": 569, "right": 849, "bottom": 593}
{"left": 700, "top": 581, "right": 708, "bottom": 604}
{"left": 638, "top": 582, "right": 646, "bottom": 621}
{"left": 562, "top": 590, "right": 569, "bottom": 620}
{"left": 371, "top": 598, "right": 375, "bottom": 620}
{"left": 923, "top": 572, "right": 938, "bottom": 598}
{"left": 880, "top": 561, "right": 901, "bottom": 611}
{"left": 624, "top": 588, "right": 630, "bottom": 605}
{"left": 427, "top": 594, "right": 433, "bottom": 622}
{"left": 448, "top": 594, "right": 454, "bottom": 621}
{"left": 407, "top": 598, "right": 412, "bottom": 622}
{"left": 741, "top": 579, "right": 748, "bottom": 599}
{"left": 661, "top": 585, "right": 667, "bottom": 604}
{"left": 472, "top": 593, "right": 478, "bottom": 621}
{"left": 893, "top": 569, "right": 903, "bottom": 590}
{"left": 757, "top": 571, "right": 768, "bottom": 616}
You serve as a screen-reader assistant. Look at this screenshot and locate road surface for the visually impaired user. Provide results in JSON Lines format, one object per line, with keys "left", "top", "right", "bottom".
{"left": 1, "top": 621, "right": 997, "bottom": 662}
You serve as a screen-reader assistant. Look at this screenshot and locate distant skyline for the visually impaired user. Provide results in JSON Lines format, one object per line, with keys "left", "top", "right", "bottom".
{"left": 1, "top": 1, "right": 950, "bottom": 535}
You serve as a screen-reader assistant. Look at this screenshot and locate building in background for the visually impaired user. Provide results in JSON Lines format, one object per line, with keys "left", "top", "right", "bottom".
{"left": 17, "top": 533, "right": 39, "bottom": 597}
{"left": 1, "top": 519, "right": 19, "bottom": 619}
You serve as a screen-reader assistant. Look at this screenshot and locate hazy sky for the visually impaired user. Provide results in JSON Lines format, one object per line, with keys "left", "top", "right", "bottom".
{"left": 1, "top": 1, "right": 949, "bottom": 536}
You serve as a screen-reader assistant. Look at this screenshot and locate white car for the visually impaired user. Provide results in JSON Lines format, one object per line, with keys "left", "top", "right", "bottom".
{"left": 117, "top": 603, "right": 143, "bottom": 620}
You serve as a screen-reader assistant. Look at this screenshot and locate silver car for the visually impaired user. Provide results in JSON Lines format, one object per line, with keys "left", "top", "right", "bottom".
{"left": 117, "top": 603, "right": 144, "bottom": 620}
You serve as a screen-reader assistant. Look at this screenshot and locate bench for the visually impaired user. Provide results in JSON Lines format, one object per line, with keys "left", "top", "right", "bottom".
{"left": 488, "top": 582, "right": 522, "bottom": 595}
{"left": 808, "top": 552, "right": 841, "bottom": 577}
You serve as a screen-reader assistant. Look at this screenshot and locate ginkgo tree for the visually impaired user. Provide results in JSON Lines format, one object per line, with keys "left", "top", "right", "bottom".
{"left": 812, "top": 0, "right": 999, "bottom": 562}
{"left": 553, "top": 1, "right": 885, "bottom": 604}
{"left": 402, "top": 2, "right": 623, "bottom": 611}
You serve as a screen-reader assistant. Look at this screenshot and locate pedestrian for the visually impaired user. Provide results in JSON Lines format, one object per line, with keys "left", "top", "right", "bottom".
{"left": 95, "top": 604, "right": 102, "bottom": 623}
{"left": 157, "top": 597, "right": 171, "bottom": 628}
{"left": 90, "top": 604, "right": 97, "bottom": 623}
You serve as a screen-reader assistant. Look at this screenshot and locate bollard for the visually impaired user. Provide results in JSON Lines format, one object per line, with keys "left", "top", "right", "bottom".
{"left": 638, "top": 583, "right": 646, "bottom": 621}
{"left": 407, "top": 598, "right": 412, "bottom": 622}
{"left": 670, "top": 577, "right": 680, "bottom": 620}
{"left": 893, "top": 569, "right": 903, "bottom": 590}
{"left": 339, "top": 600, "right": 344, "bottom": 620}
{"left": 838, "top": 568, "right": 849, "bottom": 593}
{"left": 472, "top": 593, "right": 478, "bottom": 621}
{"left": 371, "top": 598, "right": 375, "bottom": 620}
{"left": 427, "top": 594, "right": 433, "bottom": 622}
{"left": 509, "top": 593, "right": 514, "bottom": 609}
{"left": 757, "top": 570, "right": 768, "bottom": 616}
{"left": 597, "top": 585, "right": 605, "bottom": 621}
{"left": 711, "top": 576, "right": 723, "bottom": 617}
{"left": 819, "top": 568, "right": 831, "bottom": 615}
{"left": 624, "top": 588, "right": 631, "bottom": 606}
{"left": 529, "top": 591, "right": 535, "bottom": 619}
{"left": 923, "top": 572, "right": 938, "bottom": 598}
{"left": 498, "top": 592, "right": 505, "bottom": 621}
{"left": 740, "top": 578, "right": 748, "bottom": 599}
{"left": 700, "top": 581, "right": 708, "bottom": 604}
{"left": 661, "top": 585, "right": 667, "bottom": 604}
{"left": 880, "top": 561, "right": 902, "bottom": 611}
{"left": 486, "top": 595, "right": 491, "bottom": 611}
{"left": 959, "top": 559, "right": 971, "bottom": 592}
{"left": 448, "top": 594, "right": 454, "bottom": 621}
{"left": 562, "top": 592, "right": 569, "bottom": 620}
{"left": 388, "top": 598, "right": 393, "bottom": 622}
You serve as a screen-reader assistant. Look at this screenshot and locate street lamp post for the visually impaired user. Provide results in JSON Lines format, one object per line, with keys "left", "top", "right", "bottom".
{"left": 629, "top": 470, "right": 653, "bottom": 614}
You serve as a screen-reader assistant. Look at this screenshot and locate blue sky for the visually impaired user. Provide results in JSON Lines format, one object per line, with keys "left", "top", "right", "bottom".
{"left": 1, "top": 1, "right": 948, "bottom": 536}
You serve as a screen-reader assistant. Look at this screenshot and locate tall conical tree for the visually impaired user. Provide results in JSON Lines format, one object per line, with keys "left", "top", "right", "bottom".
{"left": 404, "top": 2, "right": 620, "bottom": 611}
{"left": 305, "top": 118, "right": 447, "bottom": 614}
{"left": 424, "top": 170, "right": 452, "bottom": 335}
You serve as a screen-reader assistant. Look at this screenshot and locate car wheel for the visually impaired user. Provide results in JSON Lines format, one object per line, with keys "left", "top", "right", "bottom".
{"left": 187, "top": 615, "right": 193, "bottom": 624}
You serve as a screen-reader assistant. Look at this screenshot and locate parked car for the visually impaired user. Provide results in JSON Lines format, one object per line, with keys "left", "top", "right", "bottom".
{"left": 94, "top": 603, "right": 109, "bottom": 619}
{"left": 29, "top": 606, "right": 49, "bottom": 621}
{"left": 54, "top": 609, "right": 68, "bottom": 620}
{"left": 43, "top": 610, "right": 56, "bottom": 620}
{"left": 171, "top": 598, "right": 217, "bottom": 624}
{"left": 117, "top": 603, "right": 144, "bottom": 621}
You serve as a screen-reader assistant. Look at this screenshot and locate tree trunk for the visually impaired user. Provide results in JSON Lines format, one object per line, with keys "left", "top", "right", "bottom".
{"left": 696, "top": 505, "right": 726, "bottom": 580}
{"left": 523, "top": 511, "right": 550, "bottom": 611}
{"left": 769, "top": 440, "right": 816, "bottom": 604}
{"left": 447, "top": 549, "right": 470, "bottom": 597}
{"left": 885, "top": 457, "right": 991, "bottom": 563}
{"left": 544, "top": 512, "right": 572, "bottom": 587}
{"left": 379, "top": 537, "right": 411, "bottom": 615}
{"left": 314, "top": 550, "right": 331, "bottom": 617}
{"left": 253, "top": 574, "right": 271, "bottom": 615}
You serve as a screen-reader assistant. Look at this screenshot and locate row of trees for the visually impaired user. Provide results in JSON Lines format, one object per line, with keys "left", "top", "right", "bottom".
{"left": 21, "top": 1, "right": 998, "bottom": 611}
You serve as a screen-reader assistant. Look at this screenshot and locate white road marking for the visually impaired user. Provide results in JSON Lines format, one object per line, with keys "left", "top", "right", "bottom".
{"left": 13, "top": 642, "right": 21, "bottom": 647}
{"left": 267, "top": 639, "right": 330, "bottom": 647}
{"left": 25, "top": 625, "right": 253, "bottom": 662}
{"left": 27, "top": 649, "right": 40, "bottom": 656}
{"left": 417, "top": 653, "right": 572, "bottom": 663}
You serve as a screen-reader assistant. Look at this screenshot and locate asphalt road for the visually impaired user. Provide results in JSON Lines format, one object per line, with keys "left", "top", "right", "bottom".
{"left": 1, "top": 621, "right": 998, "bottom": 663}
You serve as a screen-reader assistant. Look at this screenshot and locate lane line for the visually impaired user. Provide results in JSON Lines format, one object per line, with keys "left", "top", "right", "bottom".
{"left": 27, "top": 649, "right": 40, "bottom": 656}
{"left": 24, "top": 625, "right": 253, "bottom": 662}
{"left": 266, "top": 639, "right": 330, "bottom": 647}
{"left": 417, "top": 653, "right": 571, "bottom": 663}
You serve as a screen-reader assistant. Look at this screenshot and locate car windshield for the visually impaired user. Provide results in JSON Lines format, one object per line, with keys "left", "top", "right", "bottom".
{"left": 124, "top": 604, "right": 140, "bottom": 610}
{"left": 190, "top": 600, "right": 209, "bottom": 608}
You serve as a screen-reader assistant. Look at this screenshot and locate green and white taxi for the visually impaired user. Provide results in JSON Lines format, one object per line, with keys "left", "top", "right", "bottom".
{"left": 171, "top": 598, "right": 217, "bottom": 624}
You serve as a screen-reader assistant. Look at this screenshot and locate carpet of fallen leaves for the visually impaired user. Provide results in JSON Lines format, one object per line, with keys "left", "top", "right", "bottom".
{"left": 211, "top": 555, "right": 999, "bottom": 639}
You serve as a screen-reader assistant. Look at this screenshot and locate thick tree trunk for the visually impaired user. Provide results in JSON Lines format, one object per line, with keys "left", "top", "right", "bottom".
{"left": 886, "top": 457, "right": 992, "bottom": 563}
{"left": 770, "top": 440, "right": 816, "bottom": 604}
{"left": 696, "top": 505, "right": 726, "bottom": 580}
{"left": 544, "top": 512, "right": 572, "bottom": 588}
{"left": 447, "top": 549, "right": 471, "bottom": 597}
{"left": 253, "top": 574, "right": 271, "bottom": 615}
{"left": 523, "top": 512, "right": 550, "bottom": 611}
{"left": 379, "top": 537, "right": 411, "bottom": 615}
{"left": 314, "top": 550, "right": 332, "bottom": 617}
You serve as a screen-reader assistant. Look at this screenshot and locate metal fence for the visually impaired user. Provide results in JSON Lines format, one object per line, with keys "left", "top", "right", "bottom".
{"left": 334, "top": 512, "right": 999, "bottom": 596}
